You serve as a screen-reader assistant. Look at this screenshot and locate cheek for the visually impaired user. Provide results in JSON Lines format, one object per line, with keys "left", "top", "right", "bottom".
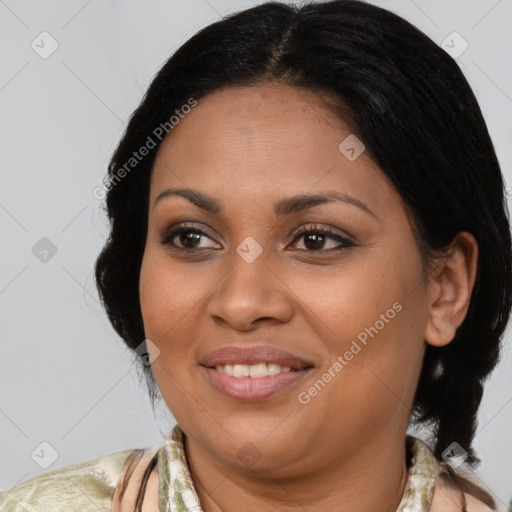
{"left": 286, "top": 253, "right": 419, "bottom": 353}
{"left": 294, "top": 249, "right": 427, "bottom": 412}
{"left": 139, "top": 247, "right": 207, "bottom": 339}
{"left": 139, "top": 249, "right": 207, "bottom": 420}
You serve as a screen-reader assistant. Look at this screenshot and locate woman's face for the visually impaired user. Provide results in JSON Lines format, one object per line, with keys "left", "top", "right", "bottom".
{"left": 139, "top": 84, "right": 431, "bottom": 475}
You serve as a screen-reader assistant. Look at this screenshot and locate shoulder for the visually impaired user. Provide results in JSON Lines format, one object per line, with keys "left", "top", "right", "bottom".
{"left": 0, "top": 448, "right": 138, "bottom": 512}
{"left": 430, "top": 470, "right": 496, "bottom": 512}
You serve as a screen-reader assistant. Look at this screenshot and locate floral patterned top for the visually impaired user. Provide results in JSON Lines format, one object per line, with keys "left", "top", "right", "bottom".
{"left": 158, "top": 425, "right": 441, "bottom": 512}
{"left": 0, "top": 425, "right": 440, "bottom": 511}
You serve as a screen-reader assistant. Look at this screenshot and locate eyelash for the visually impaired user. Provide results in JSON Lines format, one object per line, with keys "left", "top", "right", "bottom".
{"left": 158, "top": 222, "right": 355, "bottom": 254}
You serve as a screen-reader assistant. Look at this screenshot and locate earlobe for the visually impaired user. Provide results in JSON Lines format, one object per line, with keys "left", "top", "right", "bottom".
{"left": 425, "top": 312, "right": 457, "bottom": 347}
{"left": 424, "top": 232, "right": 478, "bottom": 348}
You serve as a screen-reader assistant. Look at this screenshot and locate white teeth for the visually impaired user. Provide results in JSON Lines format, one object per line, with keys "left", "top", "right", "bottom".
{"left": 249, "top": 363, "right": 268, "bottom": 378}
{"left": 233, "top": 364, "right": 250, "bottom": 377}
{"left": 214, "top": 363, "right": 297, "bottom": 377}
{"left": 215, "top": 364, "right": 234, "bottom": 376}
{"left": 267, "top": 363, "right": 281, "bottom": 375}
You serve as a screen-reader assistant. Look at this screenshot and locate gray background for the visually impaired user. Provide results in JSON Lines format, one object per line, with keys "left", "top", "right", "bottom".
{"left": 1, "top": 0, "right": 511, "bottom": 509}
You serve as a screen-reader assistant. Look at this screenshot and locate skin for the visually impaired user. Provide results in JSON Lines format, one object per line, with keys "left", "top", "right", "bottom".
{"left": 138, "top": 83, "right": 478, "bottom": 512}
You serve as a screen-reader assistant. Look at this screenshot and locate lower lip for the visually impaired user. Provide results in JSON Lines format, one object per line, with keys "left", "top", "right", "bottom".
{"left": 203, "top": 366, "right": 313, "bottom": 402}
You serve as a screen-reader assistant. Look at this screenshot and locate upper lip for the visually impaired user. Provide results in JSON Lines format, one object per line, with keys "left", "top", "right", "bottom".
{"left": 200, "top": 346, "right": 314, "bottom": 370}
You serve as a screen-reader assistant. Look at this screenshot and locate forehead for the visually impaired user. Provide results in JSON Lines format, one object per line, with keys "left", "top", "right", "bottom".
{"left": 149, "top": 84, "right": 401, "bottom": 217}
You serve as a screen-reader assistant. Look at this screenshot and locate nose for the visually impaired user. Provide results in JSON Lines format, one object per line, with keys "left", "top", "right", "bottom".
{"left": 206, "top": 243, "right": 294, "bottom": 331}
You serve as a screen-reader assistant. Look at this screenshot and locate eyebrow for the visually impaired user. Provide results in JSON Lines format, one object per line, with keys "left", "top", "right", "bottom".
{"left": 153, "top": 188, "right": 375, "bottom": 218}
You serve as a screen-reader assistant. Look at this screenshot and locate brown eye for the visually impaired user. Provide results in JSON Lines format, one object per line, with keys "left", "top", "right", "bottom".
{"left": 159, "top": 224, "right": 221, "bottom": 251}
{"left": 291, "top": 225, "right": 355, "bottom": 252}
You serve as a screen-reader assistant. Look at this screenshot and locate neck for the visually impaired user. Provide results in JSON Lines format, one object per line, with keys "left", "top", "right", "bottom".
{"left": 185, "top": 430, "right": 409, "bottom": 512}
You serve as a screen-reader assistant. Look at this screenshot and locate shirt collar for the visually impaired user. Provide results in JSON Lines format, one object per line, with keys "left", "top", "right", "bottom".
{"left": 158, "top": 424, "right": 440, "bottom": 512}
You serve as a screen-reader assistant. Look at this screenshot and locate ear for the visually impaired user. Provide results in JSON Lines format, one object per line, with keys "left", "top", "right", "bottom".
{"left": 424, "top": 231, "right": 478, "bottom": 347}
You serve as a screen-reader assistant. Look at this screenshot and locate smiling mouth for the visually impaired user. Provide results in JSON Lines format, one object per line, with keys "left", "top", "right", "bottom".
{"left": 203, "top": 364, "right": 314, "bottom": 401}
{"left": 200, "top": 345, "right": 315, "bottom": 400}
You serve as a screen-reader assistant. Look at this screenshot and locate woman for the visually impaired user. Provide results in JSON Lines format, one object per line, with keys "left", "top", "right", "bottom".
{"left": 1, "top": 1, "right": 510, "bottom": 511}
